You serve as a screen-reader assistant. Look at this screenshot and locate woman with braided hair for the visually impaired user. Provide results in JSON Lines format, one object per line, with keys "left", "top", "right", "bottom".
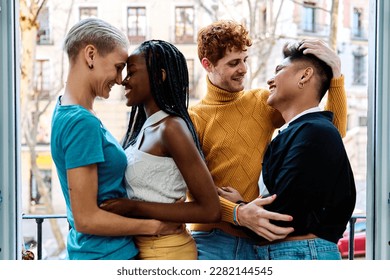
{"left": 100, "top": 40, "right": 221, "bottom": 259}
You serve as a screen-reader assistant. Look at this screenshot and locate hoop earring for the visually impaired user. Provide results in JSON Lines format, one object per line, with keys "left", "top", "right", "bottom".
{"left": 298, "top": 81, "right": 304, "bottom": 89}
{"left": 88, "top": 64, "right": 94, "bottom": 70}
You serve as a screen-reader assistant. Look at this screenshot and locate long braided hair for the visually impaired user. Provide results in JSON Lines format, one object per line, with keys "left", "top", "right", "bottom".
{"left": 122, "top": 40, "right": 203, "bottom": 157}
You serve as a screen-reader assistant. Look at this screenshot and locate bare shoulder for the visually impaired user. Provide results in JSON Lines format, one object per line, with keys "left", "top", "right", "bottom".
{"left": 160, "top": 116, "right": 191, "bottom": 140}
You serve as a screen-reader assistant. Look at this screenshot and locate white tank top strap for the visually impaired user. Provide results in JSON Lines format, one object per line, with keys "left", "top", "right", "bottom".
{"left": 134, "top": 110, "right": 170, "bottom": 148}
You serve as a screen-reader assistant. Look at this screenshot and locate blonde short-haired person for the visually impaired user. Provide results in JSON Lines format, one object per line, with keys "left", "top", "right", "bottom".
{"left": 50, "top": 18, "right": 179, "bottom": 260}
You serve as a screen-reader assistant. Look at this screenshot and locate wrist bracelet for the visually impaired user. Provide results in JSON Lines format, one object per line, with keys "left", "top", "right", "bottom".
{"left": 233, "top": 203, "right": 244, "bottom": 226}
{"left": 233, "top": 204, "right": 240, "bottom": 226}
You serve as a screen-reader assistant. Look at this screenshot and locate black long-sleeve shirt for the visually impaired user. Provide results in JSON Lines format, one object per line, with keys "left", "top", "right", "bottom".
{"left": 262, "top": 111, "right": 356, "bottom": 244}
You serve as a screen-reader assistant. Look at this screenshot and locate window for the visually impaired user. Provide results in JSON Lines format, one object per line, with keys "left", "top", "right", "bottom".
{"left": 352, "top": 8, "right": 363, "bottom": 38}
{"left": 175, "top": 6, "right": 195, "bottom": 44}
{"left": 79, "top": 7, "right": 98, "bottom": 20}
{"left": 127, "top": 7, "right": 146, "bottom": 44}
{"left": 302, "top": 2, "right": 316, "bottom": 32}
{"left": 353, "top": 47, "right": 366, "bottom": 85}
{"left": 187, "top": 59, "right": 195, "bottom": 98}
{"left": 33, "top": 59, "right": 50, "bottom": 99}
{"left": 36, "top": 6, "right": 51, "bottom": 45}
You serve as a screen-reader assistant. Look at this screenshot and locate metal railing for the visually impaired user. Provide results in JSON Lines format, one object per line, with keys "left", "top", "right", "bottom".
{"left": 22, "top": 214, "right": 67, "bottom": 260}
{"left": 346, "top": 215, "right": 366, "bottom": 260}
{"left": 22, "top": 214, "right": 366, "bottom": 260}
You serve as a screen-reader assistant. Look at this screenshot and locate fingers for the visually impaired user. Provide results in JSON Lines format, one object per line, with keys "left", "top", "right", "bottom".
{"left": 299, "top": 39, "right": 341, "bottom": 78}
{"left": 217, "top": 186, "right": 232, "bottom": 196}
{"left": 99, "top": 199, "right": 115, "bottom": 209}
{"left": 252, "top": 194, "right": 277, "bottom": 206}
{"left": 253, "top": 224, "right": 294, "bottom": 241}
{"left": 245, "top": 214, "right": 294, "bottom": 241}
{"left": 159, "top": 222, "right": 184, "bottom": 236}
{"left": 239, "top": 198, "right": 294, "bottom": 241}
{"left": 218, "top": 186, "right": 234, "bottom": 193}
{"left": 175, "top": 197, "right": 186, "bottom": 203}
{"left": 252, "top": 199, "right": 294, "bottom": 222}
{"left": 299, "top": 39, "right": 332, "bottom": 57}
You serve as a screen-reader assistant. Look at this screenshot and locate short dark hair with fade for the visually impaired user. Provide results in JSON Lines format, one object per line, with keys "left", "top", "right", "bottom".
{"left": 283, "top": 41, "right": 333, "bottom": 100}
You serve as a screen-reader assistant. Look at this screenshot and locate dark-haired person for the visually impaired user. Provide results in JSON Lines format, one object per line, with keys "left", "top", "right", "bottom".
{"left": 189, "top": 20, "right": 348, "bottom": 260}
{"left": 251, "top": 41, "right": 356, "bottom": 259}
{"left": 100, "top": 40, "right": 221, "bottom": 260}
{"left": 51, "top": 19, "right": 180, "bottom": 260}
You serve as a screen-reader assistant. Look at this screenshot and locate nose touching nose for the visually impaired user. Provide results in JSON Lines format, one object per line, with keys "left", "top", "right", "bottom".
{"left": 115, "top": 73, "right": 123, "bottom": 85}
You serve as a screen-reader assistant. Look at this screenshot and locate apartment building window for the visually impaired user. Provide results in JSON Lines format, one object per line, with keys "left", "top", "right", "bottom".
{"left": 352, "top": 8, "right": 363, "bottom": 38}
{"left": 127, "top": 7, "right": 146, "bottom": 44}
{"left": 302, "top": 2, "right": 316, "bottom": 32}
{"left": 175, "top": 6, "right": 194, "bottom": 44}
{"left": 187, "top": 59, "right": 195, "bottom": 98}
{"left": 353, "top": 47, "right": 366, "bottom": 85}
{"left": 36, "top": 6, "right": 52, "bottom": 45}
{"left": 33, "top": 59, "right": 50, "bottom": 99}
{"left": 79, "top": 7, "right": 98, "bottom": 20}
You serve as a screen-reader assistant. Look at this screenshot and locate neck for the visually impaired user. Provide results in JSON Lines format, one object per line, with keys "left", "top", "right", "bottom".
{"left": 204, "top": 76, "right": 243, "bottom": 103}
{"left": 62, "top": 67, "right": 95, "bottom": 111}
{"left": 143, "top": 99, "right": 161, "bottom": 118}
{"left": 280, "top": 101, "right": 319, "bottom": 123}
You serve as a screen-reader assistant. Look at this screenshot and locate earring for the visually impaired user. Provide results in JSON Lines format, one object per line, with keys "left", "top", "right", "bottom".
{"left": 88, "top": 64, "right": 94, "bottom": 69}
{"left": 298, "top": 81, "right": 304, "bottom": 89}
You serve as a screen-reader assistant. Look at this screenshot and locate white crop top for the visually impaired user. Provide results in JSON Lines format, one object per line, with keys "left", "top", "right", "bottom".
{"left": 124, "top": 110, "right": 187, "bottom": 203}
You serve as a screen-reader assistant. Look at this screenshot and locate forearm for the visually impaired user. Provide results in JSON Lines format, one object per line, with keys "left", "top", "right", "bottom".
{"left": 132, "top": 200, "right": 221, "bottom": 223}
{"left": 74, "top": 207, "right": 161, "bottom": 236}
{"left": 324, "top": 75, "right": 347, "bottom": 137}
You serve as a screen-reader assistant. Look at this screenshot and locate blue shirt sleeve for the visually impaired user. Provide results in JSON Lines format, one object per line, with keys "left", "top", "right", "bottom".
{"left": 63, "top": 114, "right": 105, "bottom": 169}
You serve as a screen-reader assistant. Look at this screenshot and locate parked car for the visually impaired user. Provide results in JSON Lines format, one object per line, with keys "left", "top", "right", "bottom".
{"left": 338, "top": 219, "right": 366, "bottom": 258}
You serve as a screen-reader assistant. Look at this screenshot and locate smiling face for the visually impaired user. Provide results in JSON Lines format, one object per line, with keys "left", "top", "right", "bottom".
{"left": 266, "top": 57, "right": 303, "bottom": 111}
{"left": 122, "top": 51, "right": 154, "bottom": 108}
{"left": 91, "top": 46, "right": 128, "bottom": 99}
{"left": 207, "top": 48, "right": 248, "bottom": 92}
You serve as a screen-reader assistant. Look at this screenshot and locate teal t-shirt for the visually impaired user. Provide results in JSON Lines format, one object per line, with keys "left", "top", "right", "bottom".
{"left": 50, "top": 98, "right": 138, "bottom": 260}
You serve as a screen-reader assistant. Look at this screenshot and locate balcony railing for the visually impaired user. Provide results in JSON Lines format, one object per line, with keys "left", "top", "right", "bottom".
{"left": 345, "top": 215, "right": 366, "bottom": 260}
{"left": 22, "top": 214, "right": 67, "bottom": 260}
{"left": 21, "top": 214, "right": 366, "bottom": 260}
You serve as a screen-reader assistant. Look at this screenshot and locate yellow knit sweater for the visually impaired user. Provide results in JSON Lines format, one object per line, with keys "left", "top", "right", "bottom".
{"left": 188, "top": 75, "right": 347, "bottom": 238}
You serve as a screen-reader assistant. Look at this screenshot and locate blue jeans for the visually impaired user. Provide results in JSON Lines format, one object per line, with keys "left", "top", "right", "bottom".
{"left": 191, "top": 229, "right": 257, "bottom": 260}
{"left": 254, "top": 238, "right": 341, "bottom": 260}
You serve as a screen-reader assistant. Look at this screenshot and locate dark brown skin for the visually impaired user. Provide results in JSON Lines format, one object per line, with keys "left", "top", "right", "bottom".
{"left": 100, "top": 51, "right": 221, "bottom": 224}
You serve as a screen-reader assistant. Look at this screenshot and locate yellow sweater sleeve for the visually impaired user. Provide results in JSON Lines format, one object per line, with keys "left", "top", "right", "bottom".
{"left": 219, "top": 196, "right": 238, "bottom": 224}
{"left": 324, "top": 75, "right": 347, "bottom": 137}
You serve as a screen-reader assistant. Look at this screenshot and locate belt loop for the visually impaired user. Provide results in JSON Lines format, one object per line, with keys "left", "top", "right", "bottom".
{"left": 308, "top": 239, "right": 318, "bottom": 260}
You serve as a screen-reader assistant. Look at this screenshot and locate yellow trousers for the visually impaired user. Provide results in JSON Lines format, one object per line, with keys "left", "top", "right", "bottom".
{"left": 135, "top": 229, "right": 197, "bottom": 260}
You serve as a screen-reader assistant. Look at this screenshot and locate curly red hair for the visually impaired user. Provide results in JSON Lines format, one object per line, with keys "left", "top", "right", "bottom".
{"left": 197, "top": 20, "right": 252, "bottom": 65}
